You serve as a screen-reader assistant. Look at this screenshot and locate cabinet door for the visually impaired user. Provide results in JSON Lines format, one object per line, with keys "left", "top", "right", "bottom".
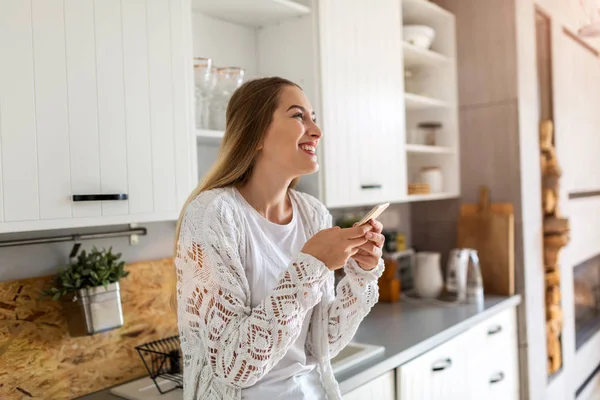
{"left": 0, "top": 0, "right": 194, "bottom": 233}
{"left": 343, "top": 370, "right": 395, "bottom": 400}
{"left": 318, "top": 0, "right": 406, "bottom": 208}
{"left": 397, "top": 329, "right": 470, "bottom": 400}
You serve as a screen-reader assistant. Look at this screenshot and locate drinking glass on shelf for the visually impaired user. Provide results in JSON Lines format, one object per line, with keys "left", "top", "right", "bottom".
{"left": 193, "top": 57, "right": 213, "bottom": 129}
{"left": 209, "top": 67, "right": 245, "bottom": 131}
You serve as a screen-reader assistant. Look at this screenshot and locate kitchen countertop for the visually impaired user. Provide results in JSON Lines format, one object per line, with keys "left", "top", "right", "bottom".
{"left": 77, "top": 294, "right": 521, "bottom": 399}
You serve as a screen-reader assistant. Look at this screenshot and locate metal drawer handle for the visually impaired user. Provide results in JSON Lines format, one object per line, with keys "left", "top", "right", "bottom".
{"left": 431, "top": 358, "right": 452, "bottom": 372}
{"left": 72, "top": 194, "right": 128, "bottom": 202}
{"left": 361, "top": 184, "right": 382, "bottom": 190}
{"left": 489, "top": 371, "right": 505, "bottom": 384}
{"left": 487, "top": 325, "right": 503, "bottom": 335}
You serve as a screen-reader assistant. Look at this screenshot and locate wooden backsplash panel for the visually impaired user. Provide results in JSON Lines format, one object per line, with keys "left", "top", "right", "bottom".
{"left": 0, "top": 258, "right": 178, "bottom": 400}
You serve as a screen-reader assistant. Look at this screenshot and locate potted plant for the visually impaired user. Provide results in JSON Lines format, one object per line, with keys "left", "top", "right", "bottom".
{"left": 42, "top": 246, "right": 129, "bottom": 337}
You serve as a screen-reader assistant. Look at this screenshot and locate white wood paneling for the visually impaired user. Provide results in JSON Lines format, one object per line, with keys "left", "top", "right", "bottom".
{"left": 31, "top": 0, "right": 72, "bottom": 221}
{"left": 94, "top": 0, "right": 129, "bottom": 216}
{"left": 343, "top": 370, "right": 395, "bottom": 400}
{"left": 319, "top": 0, "right": 405, "bottom": 208}
{"left": 170, "top": 0, "right": 195, "bottom": 209}
{"left": 122, "top": 0, "right": 154, "bottom": 215}
{"left": 147, "top": 0, "right": 177, "bottom": 212}
{"left": 554, "top": 28, "right": 600, "bottom": 194}
{"left": 0, "top": 0, "right": 39, "bottom": 222}
{"left": 65, "top": 0, "right": 101, "bottom": 218}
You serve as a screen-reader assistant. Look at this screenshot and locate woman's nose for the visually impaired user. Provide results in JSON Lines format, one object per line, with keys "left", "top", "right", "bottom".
{"left": 308, "top": 122, "right": 322, "bottom": 138}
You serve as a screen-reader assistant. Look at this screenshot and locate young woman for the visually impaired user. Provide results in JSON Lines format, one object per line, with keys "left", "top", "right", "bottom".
{"left": 174, "top": 77, "right": 385, "bottom": 400}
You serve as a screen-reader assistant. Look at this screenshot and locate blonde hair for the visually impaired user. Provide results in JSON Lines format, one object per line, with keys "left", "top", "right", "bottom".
{"left": 171, "top": 77, "right": 301, "bottom": 307}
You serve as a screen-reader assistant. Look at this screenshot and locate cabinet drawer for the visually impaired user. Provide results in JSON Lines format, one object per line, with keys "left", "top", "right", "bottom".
{"left": 471, "top": 307, "right": 517, "bottom": 350}
{"left": 397, "top": 329, "right": 470, "bottom": 399}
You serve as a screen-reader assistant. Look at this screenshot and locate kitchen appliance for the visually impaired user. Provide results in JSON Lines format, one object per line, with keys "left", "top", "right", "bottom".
{"left": 445, "top": 248, "right": 484, "bottom": 304}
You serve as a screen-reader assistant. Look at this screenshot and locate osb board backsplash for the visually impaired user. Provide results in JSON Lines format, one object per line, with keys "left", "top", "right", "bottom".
{"left": 0, "top": 258, "right": 178, "bottom": 400}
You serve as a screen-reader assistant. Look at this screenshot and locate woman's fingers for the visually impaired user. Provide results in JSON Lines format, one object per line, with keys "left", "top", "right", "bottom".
{"left": 344, "top": 224, "right": 373, "bottom": 238}
{"left": 369, "top": 219, "right": 383, "bottom": 233}
{"left": 352, "top": 254, "right": 379, "bottom": 270}
{"left": 365, "top": 232, "right": 385, "bottom": 248}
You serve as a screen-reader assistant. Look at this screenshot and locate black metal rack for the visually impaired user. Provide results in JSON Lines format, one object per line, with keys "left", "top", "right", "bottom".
{"left": 136, "top": 335, "right": 183, "bottom": 394}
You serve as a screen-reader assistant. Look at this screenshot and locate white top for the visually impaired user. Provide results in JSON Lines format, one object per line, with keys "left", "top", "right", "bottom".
{"left": 234, "top": 189, "right": 326, "bottom": 399}
{"left": 174, "top": 187, "right": 385, "bottom": 400}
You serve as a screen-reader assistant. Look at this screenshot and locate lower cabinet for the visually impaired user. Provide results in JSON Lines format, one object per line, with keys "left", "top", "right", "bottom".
{"left": 342, "top": 370, "right": 395, "bottom": 400}
{"left": 396, "top": 307, "right": 520, "bottom": 400}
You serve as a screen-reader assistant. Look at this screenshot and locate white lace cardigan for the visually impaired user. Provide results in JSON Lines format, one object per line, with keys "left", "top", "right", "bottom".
{"left": 175, "top": 187, "right": 384, "bottom": 400}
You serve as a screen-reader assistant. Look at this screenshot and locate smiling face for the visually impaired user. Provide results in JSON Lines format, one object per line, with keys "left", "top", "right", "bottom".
{"left": 257, "top": 85, "right": 322, "bottom": 178}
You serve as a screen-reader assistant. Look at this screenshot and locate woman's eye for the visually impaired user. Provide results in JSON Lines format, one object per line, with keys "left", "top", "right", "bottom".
{"left": 293, "top": 112, "right": 304, "bottom": 120}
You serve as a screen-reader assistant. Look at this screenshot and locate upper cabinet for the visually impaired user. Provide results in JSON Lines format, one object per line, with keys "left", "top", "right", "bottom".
{"left": 0, "top": 0, "right": 460, "bottom": 234}
{"left": 0, "top": 0, "right": 195, "bottom": 234}
{"left": 192, "top": 0, "right": 460, "bottom": 209}
{"left": 319, "top": 0, "right": 406, "bottom": 208}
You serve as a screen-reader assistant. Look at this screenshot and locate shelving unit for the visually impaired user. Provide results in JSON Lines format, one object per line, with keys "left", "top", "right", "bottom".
{"left": 191, "top": 0, "right": 310, "bottom": 27}
{"left": 402, "top": 41, "right": 450, "bottom": 68}
{"left": 196, "top": 129, "right": 224, "bottom": 140}
{"left": 402, "top": 0, "right": 459, "bottom": 200}
{"left": 405, "top": 144, "right": 454, "bottom": 154}
{"left": 406, "top": 192, "right": 458, "bottom": 202}
{"left": 404, "top": 92, "right": 448, "bottom": 109}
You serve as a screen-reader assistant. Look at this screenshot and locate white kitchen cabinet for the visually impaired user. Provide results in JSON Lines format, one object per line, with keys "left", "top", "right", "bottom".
{"left": 397, "top": 324, "right": 470, "bottom": 399}
{"left": 318, "top": 0, "right": 406, "bottom": 208}
{"left": 191, "top": 0, "right": 407, "bottom": 209}
{"left": 342, "top": 370, "right": 395, "bottom": 400}
{"left": 397, "top": 306, "right": 519, "bottom": 400}
{"left": 0, "top": 0, "right": 195, "bottom": 233}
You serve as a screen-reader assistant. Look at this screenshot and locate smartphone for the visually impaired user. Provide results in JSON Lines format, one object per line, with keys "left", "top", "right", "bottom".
{"left": 356, "top": 202, "right": 390, "bottom": 226}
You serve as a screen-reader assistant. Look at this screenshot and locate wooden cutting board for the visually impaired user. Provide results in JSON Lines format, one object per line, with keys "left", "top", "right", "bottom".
{"left": 457, "top": 186, "right": 515, "bottom": 295}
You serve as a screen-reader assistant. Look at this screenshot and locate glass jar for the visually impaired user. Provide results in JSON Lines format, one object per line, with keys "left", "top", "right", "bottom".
{"left": 209, "top": 67, "right": 245, "bottom": 131}
{"left": 417, "top": 122, "right": 442, "bottom": 146}
{"left": 193, "top": 57, "right": 213, "bottom": 129}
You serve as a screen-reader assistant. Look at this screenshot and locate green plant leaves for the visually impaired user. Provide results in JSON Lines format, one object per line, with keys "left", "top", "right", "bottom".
{"left": 40, "top": 246, "right": 129, "bottom": 301}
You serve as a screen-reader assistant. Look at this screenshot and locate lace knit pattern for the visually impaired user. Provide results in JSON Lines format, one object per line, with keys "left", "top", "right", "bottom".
{"left": 175, "top": 187, "right": 384, "bottom": 400}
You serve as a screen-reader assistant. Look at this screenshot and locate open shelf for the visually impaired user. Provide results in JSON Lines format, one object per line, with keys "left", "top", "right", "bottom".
{"left": 402, "top": 0, "right": 453, "bottom": 22}
{"left": 191, "top": 0, "right": 310, "bottom": 27}
{"left": 403, "top": 41, "right": 450, "bottom": 68}
{"left": 406, "top": 192, "right": 458, "bottom": 202}
{"left": 196, "top": 129, "right": 224, "bottom": 141}
{"left": 406, "top": 144, "right": 454, "bottom": 154}
{"left": 404, "top": 92, "right": 448, "bottom": 109}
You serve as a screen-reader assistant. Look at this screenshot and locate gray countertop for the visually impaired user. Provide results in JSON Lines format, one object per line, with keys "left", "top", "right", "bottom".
{"left": 77, "top": 294, "right": 521, "bottom": 399}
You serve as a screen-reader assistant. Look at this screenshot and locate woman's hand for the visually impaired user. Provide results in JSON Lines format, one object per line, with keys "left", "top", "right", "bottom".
{"left": 352, "top": 219, "right": 385, "bottom": 270}
{"left": 302, "top": 224, "right": 373, "bottom": 271}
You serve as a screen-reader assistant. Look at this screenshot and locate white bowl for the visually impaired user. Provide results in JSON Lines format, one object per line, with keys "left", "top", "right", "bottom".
{"left": 403, "top": 25, "right": 435, "bottom": 49}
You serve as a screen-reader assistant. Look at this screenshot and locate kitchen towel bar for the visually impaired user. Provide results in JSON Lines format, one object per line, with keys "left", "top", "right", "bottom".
{"left": 0, "top": 225, "right": 147, "bottom": 248}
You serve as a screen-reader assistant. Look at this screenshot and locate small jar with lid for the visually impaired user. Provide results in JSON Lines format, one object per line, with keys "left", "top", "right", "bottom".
{"left": 420, "top": 166, "right": 443, "bottom": 193}
{"left": 417, "top": 122, "right": 442, "bottom": 146}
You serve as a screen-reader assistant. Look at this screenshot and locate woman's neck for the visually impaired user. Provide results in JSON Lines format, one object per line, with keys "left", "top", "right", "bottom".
{"left": 237, "top": 165, "right": 294, "bottom": 225}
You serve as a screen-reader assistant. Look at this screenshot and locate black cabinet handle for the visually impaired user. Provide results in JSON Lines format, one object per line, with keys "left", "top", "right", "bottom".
{"left": 72, "top": 194, "right": 128, "bottom": 202}
{"left": 487, "top": 325, "right": 503, "bottom": 335}
{"left": 361, "top": 184, "right": 382, "bottom": 190}
{"left": 431, "top": 358, "right": 452, "bottom": 372}
{"left": 489, "top": 372, "right": 505, "bottom": 384}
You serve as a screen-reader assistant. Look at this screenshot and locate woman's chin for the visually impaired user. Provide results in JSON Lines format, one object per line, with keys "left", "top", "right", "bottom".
{"left": 296, "top": 162, "right": 319, "bottom": 176}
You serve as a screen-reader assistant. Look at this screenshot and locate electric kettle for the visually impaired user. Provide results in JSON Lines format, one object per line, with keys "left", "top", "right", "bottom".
{"left": 446, "top": 248, "right": 484, "bottom": 303}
